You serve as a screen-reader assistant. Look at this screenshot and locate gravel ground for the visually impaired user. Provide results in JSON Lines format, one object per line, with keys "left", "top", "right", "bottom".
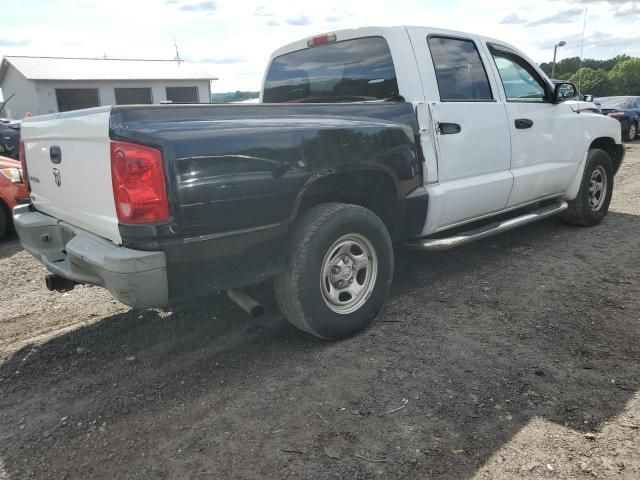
{"left": 1, "top": 141, "right": 639, "bottom": 479}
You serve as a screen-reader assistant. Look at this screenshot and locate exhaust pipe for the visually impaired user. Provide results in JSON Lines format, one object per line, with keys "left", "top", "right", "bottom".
{"left": 227, "top": 288, "right": 264, "bottom": 318}
{"left": 45, "top": 273, "right": 76, "bottom": 293}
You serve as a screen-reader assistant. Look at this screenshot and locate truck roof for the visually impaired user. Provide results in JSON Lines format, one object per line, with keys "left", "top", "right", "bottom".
{"left": 269, "top": 25, "right": 510, "bottom": 59}
{"left": 264, "top": 25, "right": 543, "bottom": 99}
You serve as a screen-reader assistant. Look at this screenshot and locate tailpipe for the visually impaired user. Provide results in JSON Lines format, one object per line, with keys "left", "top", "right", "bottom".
{"left": 45, "top": 273, "right": 76, "bottom": 293}
{"left": 227, "top": 288, "right": 264, "bottom": 318}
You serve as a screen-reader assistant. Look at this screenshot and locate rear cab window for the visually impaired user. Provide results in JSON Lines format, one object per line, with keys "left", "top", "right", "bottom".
{"left": 427, "top": 36, "right": 493, "bottom": 102}
{"left": 263, "top": 36, "right": 400, "bottom": 103}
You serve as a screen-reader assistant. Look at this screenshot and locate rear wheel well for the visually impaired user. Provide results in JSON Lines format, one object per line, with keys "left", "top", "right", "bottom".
{"left": 589, "top": 137, "right": 621, "bottom": 174}
{"left": 295, "top": 171, "right": 400, "bottom": 239}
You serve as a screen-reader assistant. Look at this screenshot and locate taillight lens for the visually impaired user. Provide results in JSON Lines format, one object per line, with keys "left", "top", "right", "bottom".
{"left": 110, "top": 140, "right": 169, "bottom": 224}
{"left": 19, "top": 139, "right": 30, "bottom": 192}
{"left": 607, "top": 112, "right": 624, "bottom": 119}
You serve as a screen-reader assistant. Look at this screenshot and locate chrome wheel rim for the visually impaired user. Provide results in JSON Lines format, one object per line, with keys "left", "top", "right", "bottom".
{"left": 320, "top": 233, "right": 378, "bottom": 314}
{"left": 588, "top": 165, "right": 608, "bottom": 211}
{"left": 630, "top": 123, "right": 637, "bottom": 139}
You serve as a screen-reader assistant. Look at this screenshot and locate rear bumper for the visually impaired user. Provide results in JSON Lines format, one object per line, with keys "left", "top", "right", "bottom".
{"left": 13, "top": 205, "right": 168, "bottom": 309}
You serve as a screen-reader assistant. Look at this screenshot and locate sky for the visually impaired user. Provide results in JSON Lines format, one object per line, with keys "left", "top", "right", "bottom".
{"left": 1, "top": 0, "right": 639, "bottom": 92}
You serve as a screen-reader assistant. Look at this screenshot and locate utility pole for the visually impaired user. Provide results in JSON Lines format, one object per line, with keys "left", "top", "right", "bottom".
{"left": 551, "top": 41, "right": 566, "bottom": 78}
{"left": 174, "top": 35, "right": 182, "bottom": 63}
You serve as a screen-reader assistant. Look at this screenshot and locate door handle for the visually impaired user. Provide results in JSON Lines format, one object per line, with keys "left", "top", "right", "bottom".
{"left": 50, "top": 146, "right": 62, "bottom": 164}
{"left": 515, "top": 119, "right": 533, "bottom": 129}
{"left": 437, "top": 122, "right": 461, "bottom": 135}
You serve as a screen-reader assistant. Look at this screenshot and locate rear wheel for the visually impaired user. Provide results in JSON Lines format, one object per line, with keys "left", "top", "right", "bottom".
{"left": 562, "top": 148, "right": 614, "bottom": 226}
{"left": 274, "top": 203, "right": 394, "bottom": 340}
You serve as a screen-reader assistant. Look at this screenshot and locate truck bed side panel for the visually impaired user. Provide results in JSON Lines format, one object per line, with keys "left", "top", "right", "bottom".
{"left": 109, "top": 103, "right": 425, "bottom": 299}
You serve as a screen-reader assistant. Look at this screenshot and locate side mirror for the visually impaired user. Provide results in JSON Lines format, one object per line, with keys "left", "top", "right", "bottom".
{"left": 583, "top": 94, "right": 594, "bottom": 102}
{"left": 554, "top": 82, "right": 578, "bottom": 103}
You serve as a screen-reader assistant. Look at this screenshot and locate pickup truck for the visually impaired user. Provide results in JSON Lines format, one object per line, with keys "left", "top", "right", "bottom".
{"left": 15, "top": 26, "right": 624, "bottom": 340}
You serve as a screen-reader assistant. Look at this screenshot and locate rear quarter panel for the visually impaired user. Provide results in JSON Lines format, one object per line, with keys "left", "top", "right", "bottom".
{"left": 110, "top": 103, "right": 424, "bottom": 298}
{"left": 110, "top": 103, "right": 423, "bottom": 241}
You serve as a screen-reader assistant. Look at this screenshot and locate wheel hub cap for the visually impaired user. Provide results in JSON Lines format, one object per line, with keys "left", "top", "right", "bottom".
{"left": 588, "top": 165, "right": 607, "bottom": 212}
{"left": 321, "top": 234, "right": 378, "bottom": 314}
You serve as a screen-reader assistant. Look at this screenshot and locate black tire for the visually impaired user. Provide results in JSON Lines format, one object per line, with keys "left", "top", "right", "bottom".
{"left": 274, "top": 203, "right": 394, "bottom": 340}
{"left": 562, "top": 148, "right": 614, "bottom": 226}
{"left": 623, "top": 121, "right": 638, "bottom": 142}
{"left": 0, "top": 204, "right": 8, "bottom": 240}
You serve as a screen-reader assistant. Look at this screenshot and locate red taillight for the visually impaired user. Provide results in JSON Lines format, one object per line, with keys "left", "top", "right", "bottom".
{"left": 307, "top": 32, "right": 337, "bottom": 47}
{"left": 19, "top": 139, "right": 30, "bottom": 192}
{"left": 110, "top": 140, "right": 169, "bottom": 224}
{"left": 607, "top": 112, "right": 624, "bottom": 119}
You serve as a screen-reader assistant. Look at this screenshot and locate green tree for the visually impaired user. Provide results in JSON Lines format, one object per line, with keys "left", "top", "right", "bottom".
{"left": 568, "top": 67, "right": 611, "bottom": 96}
{"left": 539, "top": 55, "right": 636, "bottom": 81}
{"left": 211, "top": 90, "right": 259, "bottom": 103}
{"left": 540, "top": 57, "right": 582, "bottom": 78}
{"left": 608, "top": 59, "right": 640, "bottom": 95}
{"left": 600, "top": 55, "right": 631, "bottom": 71}
{"left": 557, "top": 57, "right": 583, "bottom": 78}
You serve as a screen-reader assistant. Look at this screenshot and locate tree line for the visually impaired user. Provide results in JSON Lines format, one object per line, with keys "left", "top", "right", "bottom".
{"left": 539, "top": 55, "right": 640, "bottom": 97}
{"left": 211, "top": 91, "right": 259, "bottom": 103}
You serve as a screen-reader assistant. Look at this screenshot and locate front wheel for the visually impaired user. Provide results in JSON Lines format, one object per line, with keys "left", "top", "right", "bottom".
{"left": 274, "top": 203, "right": 394, "bottom": 340}
{"left": 562, "top": 148, "right": 614, "bottom": 226}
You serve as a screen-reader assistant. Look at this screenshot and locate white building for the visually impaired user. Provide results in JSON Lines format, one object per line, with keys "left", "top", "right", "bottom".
{"left": 0, "top": 56, "right": 217, "bottom": 119}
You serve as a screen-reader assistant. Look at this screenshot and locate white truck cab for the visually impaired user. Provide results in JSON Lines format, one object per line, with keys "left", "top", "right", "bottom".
{"left": 267, "top": 26, "right": 622, "bottom": 236}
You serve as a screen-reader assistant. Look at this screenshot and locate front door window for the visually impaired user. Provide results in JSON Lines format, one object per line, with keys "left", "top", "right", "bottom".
{"left": 490, "top": 48, "right": 548, "bottom": 103}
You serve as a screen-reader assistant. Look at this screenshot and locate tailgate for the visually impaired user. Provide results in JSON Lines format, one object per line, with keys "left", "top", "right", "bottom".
{"left": 21, "top": 106, "right": 122, "bottom": 244}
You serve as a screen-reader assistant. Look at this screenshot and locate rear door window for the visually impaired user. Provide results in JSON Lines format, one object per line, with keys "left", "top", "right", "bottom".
{"left": 263, "top": 36, "right": 400, "bottom": 103}
{"left": 427, "top": 36, "right": 493, "bottom": 101}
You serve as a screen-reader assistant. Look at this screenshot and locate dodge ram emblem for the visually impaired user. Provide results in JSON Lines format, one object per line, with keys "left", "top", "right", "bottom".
{"left": 52, "top": 167, "right": 61, "bottom": 187}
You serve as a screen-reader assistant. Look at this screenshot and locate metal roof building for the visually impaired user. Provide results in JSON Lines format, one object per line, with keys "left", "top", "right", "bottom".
{"left": 0, "top": 56, "right": 218, "bottom": 119}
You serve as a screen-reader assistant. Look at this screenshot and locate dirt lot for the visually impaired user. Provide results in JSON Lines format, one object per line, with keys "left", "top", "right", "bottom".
{"left": 1, "top": 141, "right": 639, "bottom": 480}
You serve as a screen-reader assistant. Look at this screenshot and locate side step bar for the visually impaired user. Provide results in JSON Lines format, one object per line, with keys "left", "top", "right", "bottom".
{"left": 407, "top": 201, "right": 568, "bottom": 252}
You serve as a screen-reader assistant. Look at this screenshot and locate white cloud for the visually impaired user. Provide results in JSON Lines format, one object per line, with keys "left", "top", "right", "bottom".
{"left": 499, "top": 13, "right": 528, "bottom": 24}
{"left": 526, "top": 8, "right": 586, "bottom": 27}
{"left": 286, "top": 15, "right": 313, "bottom": 26}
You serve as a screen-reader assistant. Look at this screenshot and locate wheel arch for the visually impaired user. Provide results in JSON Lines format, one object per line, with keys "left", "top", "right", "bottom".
{"left": 291, "top": 168, "right": 402, "bottom": 240}
{"left": 589, "top": 137, "right": 623, "bottom": 174}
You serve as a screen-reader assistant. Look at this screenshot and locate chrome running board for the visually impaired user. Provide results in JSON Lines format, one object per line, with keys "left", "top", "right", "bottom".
{"left": 407, "top": 201, "right": 568, "bottom": 252}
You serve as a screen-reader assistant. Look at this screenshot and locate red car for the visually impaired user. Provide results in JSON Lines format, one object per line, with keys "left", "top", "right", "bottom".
{"left": 0, "top": 154, "right": 29, "bottom": 238}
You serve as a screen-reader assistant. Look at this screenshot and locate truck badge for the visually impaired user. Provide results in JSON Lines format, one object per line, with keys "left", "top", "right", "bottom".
{"left": 52, "top": 167, "right": 61, "bottom": 187}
